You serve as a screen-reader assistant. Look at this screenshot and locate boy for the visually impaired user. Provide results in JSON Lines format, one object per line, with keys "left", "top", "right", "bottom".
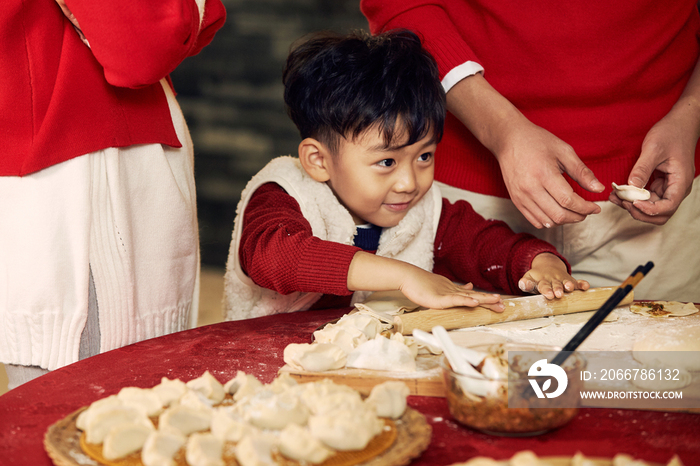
{"left": 223, "top": 30, "right": 589, "bottom": 321}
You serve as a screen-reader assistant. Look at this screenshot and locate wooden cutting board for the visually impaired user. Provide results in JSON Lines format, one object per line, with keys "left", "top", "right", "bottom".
{"left": 280, "top": 288, "right": 634, "bottom": 397}
{"left": 279, "top": 353, "right": 445, "bottom": 397}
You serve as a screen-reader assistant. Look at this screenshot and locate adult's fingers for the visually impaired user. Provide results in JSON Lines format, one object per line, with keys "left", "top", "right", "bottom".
{"left": 617, "top": 178, "right": 688, "bottom": 225}
{"left": 559, "top": 147, "right": 605, "bottom": 194}
{"left": 544, "top": 176, "right": 601, "bottom": 222}
{"left": 513, "top": 198, "right": 553, "bottom": 229}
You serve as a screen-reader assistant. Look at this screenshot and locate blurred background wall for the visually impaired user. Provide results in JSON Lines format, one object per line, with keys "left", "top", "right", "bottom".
{"left": 171, "top": 0, "right": 369, "bottom": 267}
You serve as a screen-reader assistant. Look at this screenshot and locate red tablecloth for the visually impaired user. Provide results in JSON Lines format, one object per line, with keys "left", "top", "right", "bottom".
{"left": 1, "top": 308, "right": 698, "bottom": 465}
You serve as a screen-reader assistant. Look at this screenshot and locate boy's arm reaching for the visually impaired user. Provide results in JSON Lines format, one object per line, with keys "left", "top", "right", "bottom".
{"left": 433, "top": 198, "right": 574, "bottom": 295}
{"left": 239, "top": 183, "right": 358, "bottom": 296}
{"left": 347, "top": 251, "right": 503, "bottom": 311}
{"left": 240, "top": 183, "right": 503, "bottom": 310}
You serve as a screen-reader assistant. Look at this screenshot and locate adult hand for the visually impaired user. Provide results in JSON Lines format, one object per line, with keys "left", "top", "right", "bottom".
{"left": 446, "top": 74, "right": 604, "bottom": 229}
{"left": 495, "top": 118, "right": 605, "bottom": 229}
{"left": 610, "top": 55, "right": 700, "bottom": 224}
{"left": 609, "top": 117, "right": 696, "bottom": 225}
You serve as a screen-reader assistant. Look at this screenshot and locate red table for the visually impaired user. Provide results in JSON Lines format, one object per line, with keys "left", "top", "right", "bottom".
{"left": 1, "top": 308, "right": 698, "bottom": 465}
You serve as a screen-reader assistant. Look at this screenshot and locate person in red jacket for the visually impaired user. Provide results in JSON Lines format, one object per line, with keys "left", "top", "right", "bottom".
{"left": 222, "top": 30, "right": 590, "bottom": 321}
{"left": 361, "top": 0, "right": 700, "bottom": 302}
{"left": 0, "top": 0, "right": 225, "bottom": 390}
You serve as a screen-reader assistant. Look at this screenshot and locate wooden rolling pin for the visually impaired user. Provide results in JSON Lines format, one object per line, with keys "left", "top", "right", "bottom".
{"left": 394, "top": 287, "right": 634, "bottom": 334}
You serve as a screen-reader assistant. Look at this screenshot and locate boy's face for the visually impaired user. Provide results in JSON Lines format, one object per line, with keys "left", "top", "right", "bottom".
{"left": 324, "top": 127, "right": 436, "bottom": 228}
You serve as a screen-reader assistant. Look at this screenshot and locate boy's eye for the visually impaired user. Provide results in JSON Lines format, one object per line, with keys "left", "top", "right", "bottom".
{"left": 377, "top": 159, "right": 395, "bottom": 167}
{"left": 418, "top": 152, "right": 433, "bottom": 162}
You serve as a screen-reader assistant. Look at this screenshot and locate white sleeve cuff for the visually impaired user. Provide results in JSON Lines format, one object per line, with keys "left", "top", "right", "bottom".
{"left": 441, "top": 61, "right": 485, "bottom": 93}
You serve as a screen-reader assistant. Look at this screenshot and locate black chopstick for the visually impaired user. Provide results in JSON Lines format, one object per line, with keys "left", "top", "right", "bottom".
{"left": 551, "top": 261, "right": 654, "bottom": 366}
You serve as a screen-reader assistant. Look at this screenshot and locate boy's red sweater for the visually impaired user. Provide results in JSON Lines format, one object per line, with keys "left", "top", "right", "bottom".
{"left": 238, "top": 183, "right": 568, "bottom": 307}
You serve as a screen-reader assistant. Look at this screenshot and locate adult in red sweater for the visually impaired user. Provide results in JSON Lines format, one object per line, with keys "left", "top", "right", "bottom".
{"left": 0, "top": 0, "right": 225, "bottom": 390}
{"left": 362, "top": 0, "right": 700, "bottom": 302}
{"left": 224, "top": 31, "right": 590, "bottom": 321}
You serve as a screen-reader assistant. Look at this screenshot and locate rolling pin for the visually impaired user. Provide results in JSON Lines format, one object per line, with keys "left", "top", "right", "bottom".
{"left": 394, "top": 287, "right": 634, "bottom": 335}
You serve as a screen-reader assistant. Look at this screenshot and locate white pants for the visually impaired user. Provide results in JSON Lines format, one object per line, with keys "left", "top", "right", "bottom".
{"left": 437, "top": 178, "right": 700, "bottom": 302}
{"left": 0, "top": 81, "right": 200, "bottom": 381}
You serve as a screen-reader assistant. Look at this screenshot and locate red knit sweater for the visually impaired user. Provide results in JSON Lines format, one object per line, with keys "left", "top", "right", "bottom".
{"left": 361, "top": 0, "right": 700, "bottom": 201}
{"left": 239, "top": 183, "right": 568, "bottom": 307}
{"left": 1, "top": 0, "right": 226, "bottom": 176}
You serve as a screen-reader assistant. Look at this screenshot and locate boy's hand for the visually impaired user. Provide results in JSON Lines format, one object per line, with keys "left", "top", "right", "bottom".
{"left": 400, "top": 271, "right": 504, "bottom": 312}
{"left": 518, "top": 252, "right": 589, "bottom": 299}
{"left": 347, "top": 251, "right": 504, "bottom": 312}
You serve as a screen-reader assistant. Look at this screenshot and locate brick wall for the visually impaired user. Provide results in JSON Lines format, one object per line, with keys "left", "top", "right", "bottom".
{"left": 171, "top": 0, "right": 368, "bottom": 266}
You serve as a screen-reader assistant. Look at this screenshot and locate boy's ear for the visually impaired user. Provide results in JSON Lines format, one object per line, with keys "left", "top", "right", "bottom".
{"left": 298, "top": 138, "right": 331, "bottom": 182}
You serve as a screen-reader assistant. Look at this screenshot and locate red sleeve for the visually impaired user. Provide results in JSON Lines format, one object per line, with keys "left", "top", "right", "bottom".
{"left": 432, "top": 199, "right": 571, "bottom": 295}
{"left": 360, "top": 0, "right": 479, "bottom": 79}
{"left": 64, "top": 0, "right": 226, "bottom": 88}
{"left": 239, "top": 183, "right": 361, "bottom": 296}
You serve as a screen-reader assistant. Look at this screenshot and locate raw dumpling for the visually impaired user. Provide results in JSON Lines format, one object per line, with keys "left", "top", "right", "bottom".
{"left": 210, "top": 408, "right": 257, "bottom": 442}
{"left": 235, "top": 432, "right": 278, "bottom": 466}
{"left": 224, "top": 371, "right": 264, "bottom": 401}
{"left": 334, "top": 313, "right": 383, "bottom": 339}
{"left": 278, "top": 424, "right": 333, "bottom": 464}
{"left": 186, "top": 371, "right": 225, "bottom": 404}
{"left": 365, "top": 382, "right": 410, "bottom": 419}
{"left": 313, "top": 324, "right": 367, "bottom": 354}
{"left": 612, "top": 182, "right": 650, "bottom": 202}
{"left": 141, "top": 430, "right": 187, "bottom": 466}
{"left": 283, "top": 343, "right": 347, "bottom": 372}
{"left": 152, "top": 377, "right": 188, "bottom": 407}
{"left": 185, "top": 432, "right": 224, "bottom": 466}
{"left": 102, "top": 419, "right": 155, "bottom": 460}
{"left": 241, "top": 390, "right": 309, "bottom": 430}
{"left": 346, "top": 335, "right": 416, "bottom": 372}
{"left": 158, "top": 404, "right": 212, "bottom": 436}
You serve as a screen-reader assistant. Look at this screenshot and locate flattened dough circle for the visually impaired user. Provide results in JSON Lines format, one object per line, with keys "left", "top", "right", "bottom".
{"left": 633, "top": 326, "right": 700, "bottom": 371}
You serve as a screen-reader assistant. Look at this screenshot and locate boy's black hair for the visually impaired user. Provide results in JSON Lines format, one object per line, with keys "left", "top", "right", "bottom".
{"left": 283, "top": 29, "right": 446, "bottom": 154}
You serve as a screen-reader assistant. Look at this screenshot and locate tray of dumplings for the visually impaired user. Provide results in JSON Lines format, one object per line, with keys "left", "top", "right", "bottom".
{"left": 44, "top": 371, "right": 431, "bottom": 466}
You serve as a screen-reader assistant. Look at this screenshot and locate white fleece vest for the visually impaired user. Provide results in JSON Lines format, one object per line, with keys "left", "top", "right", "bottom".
{"left": 223, "top": 156, "right": 442, "bottom": 321}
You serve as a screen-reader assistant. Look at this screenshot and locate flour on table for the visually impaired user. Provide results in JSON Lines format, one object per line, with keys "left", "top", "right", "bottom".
{"left": 632, "top": 326, "right": 700, "bottom": 371}
{"left": 452, "top": 306, "right": 640, "bottom": 351}
{"left": 483, "top": 316, "right": 552, "bottom": 331}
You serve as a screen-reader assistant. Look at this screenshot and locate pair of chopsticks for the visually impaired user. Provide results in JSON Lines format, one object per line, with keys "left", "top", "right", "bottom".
{"left": 551, "top": 261, "right": 654, "bottom": 366}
